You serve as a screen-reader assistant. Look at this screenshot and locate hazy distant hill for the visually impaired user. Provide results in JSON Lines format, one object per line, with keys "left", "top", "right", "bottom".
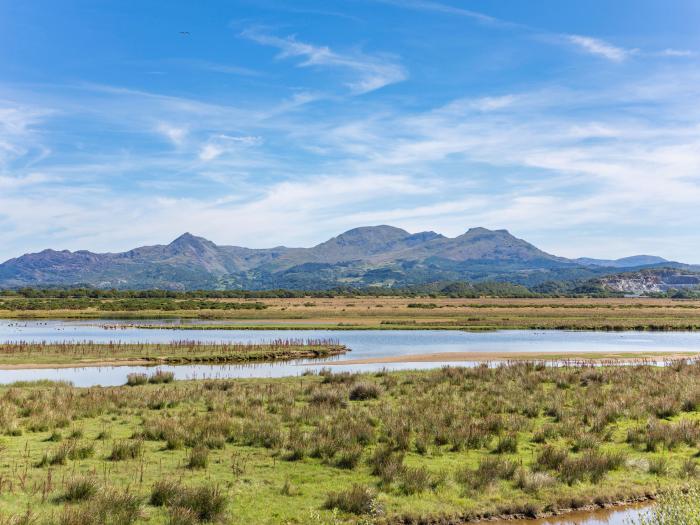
{"left": 574, "top": 255, "right": 669, "bottom": 268}
{"left": 0, "top": 226, "right": 689, "bottom": 290}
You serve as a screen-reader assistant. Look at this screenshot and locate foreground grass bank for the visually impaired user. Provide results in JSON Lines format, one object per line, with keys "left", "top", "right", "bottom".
{"left": 3, "top": 297, "right": 700, "bottom": 331}
{"left": 0, "top": 339, "right": 346, "bottom": 367}
{"left": 2, "top": 363, "right": 700, "bottom": 524}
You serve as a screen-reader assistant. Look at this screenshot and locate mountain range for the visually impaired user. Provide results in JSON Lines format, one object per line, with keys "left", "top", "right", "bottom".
{"left": 0, "top": 226, "right": 693, "bottom": 290}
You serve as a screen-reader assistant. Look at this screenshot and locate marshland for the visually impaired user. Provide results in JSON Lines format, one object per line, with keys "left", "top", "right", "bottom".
{"left": 3, "top": 297, "right": 700, "bottom": 523}
{"left": 3, "top": 295, "right": 700, "bottom": 332}
{"left": 2, "top": 362, "right": 700, "bottom": 524}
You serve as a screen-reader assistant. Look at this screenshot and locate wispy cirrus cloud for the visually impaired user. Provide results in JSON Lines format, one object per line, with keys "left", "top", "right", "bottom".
{"left": 657, "top": 48, "right": 695, "bottom": 57}
{"left": 373, "top": 0, "right": 504, "bottom": 26}
{"left": 566, "top": 35, "right": 635, "bottom": 62}
{"left": 240, "top": 28, "right": 407, "bottom": 94}
{"left": 374, "top": 0, "right": 693, "bottom": 65}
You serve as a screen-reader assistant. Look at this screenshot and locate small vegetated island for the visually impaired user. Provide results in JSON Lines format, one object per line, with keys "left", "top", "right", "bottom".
{"left": 1, "top": 362, "right": 700, "bottom": 524}
{"left": 0, "top": 339, "right": 346, "bottom": 368}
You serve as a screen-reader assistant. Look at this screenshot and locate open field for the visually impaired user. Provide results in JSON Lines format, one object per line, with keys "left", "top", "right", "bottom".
{"left": 2, "top": 363, "right": 700, "bottom": 524}
{"left": 0, "top": 339, "right": 346, "bottom": 368}
{"left": 3, "top": 297, "right": 700, "bottom": 331}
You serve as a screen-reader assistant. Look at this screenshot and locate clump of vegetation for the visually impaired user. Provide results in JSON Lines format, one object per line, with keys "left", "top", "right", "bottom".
{"left": 58, "top": 488, "right": 143, "bottom": 525}
{"left": 150, "top": 480, "right": 181, "bottom": 507}
{"left": 60, "top": 476, "right": 99, "bottom": 502}
{"left": 166, "top": 484, "right": 228, "bottom": 523}
{"left": 149, "top": 370, "right": 175, "bottom": 384}
{"left": 349, "top": 382, "right": 381, "bottom": 401}
{"left": 126, "top": 373, "right": 149, "bottom": 387}
{"left": 324, "top": 485, "right": 377, "bottom": 515}
{"left": 629, "top": 485, "right": 700, "bottom": 524}
{"left": 108, "top": 440, "right": 143, "bottom": 461}
{"left": 187, "top": 446, "right": 209, "bottom": 469}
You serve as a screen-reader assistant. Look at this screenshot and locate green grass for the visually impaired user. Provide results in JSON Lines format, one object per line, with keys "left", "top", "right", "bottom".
{"left": 2, "top": 363, "right": 700, "bottom": 523}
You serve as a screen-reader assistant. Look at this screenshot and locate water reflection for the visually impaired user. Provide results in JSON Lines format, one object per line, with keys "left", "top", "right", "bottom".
{"left": 490, "top": 503, "right": 647, "bottom": 524}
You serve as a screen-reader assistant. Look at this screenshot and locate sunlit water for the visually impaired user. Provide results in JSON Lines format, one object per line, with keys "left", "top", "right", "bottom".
{"left": 1, "top": 319, "right": 699, "bottom": 387}
{"left": 489, "top": 503, "right": 648, "bottom": 524}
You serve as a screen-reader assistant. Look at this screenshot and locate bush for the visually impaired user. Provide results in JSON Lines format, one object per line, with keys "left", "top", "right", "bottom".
{"left": 61, "top": 477, "right": 99, "bottom": 502}
{"left": 168, "top": 484, "right": 228, "bottom": 523}
{"left": 649, "top": 457, "right": 669, "bottom": 476}
{"left": 309, "top": 388, "right": 347, "bottom": 408}
{"left": 126, "top": 373, "right": 148, "bottom": 387}
{"left": 368, "top": 445, "right": 404, "bottom": 485}
{"left": 108, "top": 440, "right": 143, "bottom": 461}
{"left": 333, "top": 444, "right": 363, "bottom": 469}
{"left": 187, "top": 446, "right": 209, "bottom": 469}
{"left": 149, "top": 370, "right": 175, "bottom": 384}
{"left": 679, "top": 458, "right": 699, "bottom": 479}
{"left": 349, "top": 382, "right": 381, "bottom": 401}
{"left": 513, "top": 468, "right": 555, "bottom": 493}
{"left": 399, "top": 466, "right": 434, "bottom": 495}
{"left": 150, "top": 479, "right": 181, "bottom": 506}
{"left": 456, "top": 457, "right": 517, "bottom": 490}
{"left": 534, "top": 445, "right": 569, "bottom": 471}
{"left": 494, "top": 433, "right": 518, "bottom": 454}
{"left": 324, "top": 484, "right": 376, "bottom": 515}
{"left": 59, "top": 488, "right": 142, "bottom": 525}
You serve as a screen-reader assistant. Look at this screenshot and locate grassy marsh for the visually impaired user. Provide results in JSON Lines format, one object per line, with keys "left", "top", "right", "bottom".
{"left": 1, "top": 362, "right": 700, "bottom": 523}
{"left": 3, "top": 297, "right": 700, "bottom": 331}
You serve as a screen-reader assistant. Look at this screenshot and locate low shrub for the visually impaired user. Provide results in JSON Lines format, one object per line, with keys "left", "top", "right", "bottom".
{"left": 149, "top": 370, "right": 175, "bottom": 384}
{"left": 168, "top": 484, "right": 228, "bottom": 523}
{"left": 60, "top": 477, "right": 99, "bottom": 502}
{"left": 126, "top": 373, "right": 148, "bottom": 387}
{"left": 187, "top": 446, "right": 209, "bottom": 470}
{"left": 150, "top": 480, "right": 181, "bottom": 507}
{"left": 324, "top": 484, "right": 376, "bottom": 515}
{"left": 349, "top": 382, "right": 381, "bottom": 401}
{"left": 108, "top": 440, "right": 143, "bottom": 461}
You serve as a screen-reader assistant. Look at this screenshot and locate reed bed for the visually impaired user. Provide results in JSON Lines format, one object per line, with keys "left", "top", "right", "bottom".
{"left": 0, "top": 339, "right": 346, "bottom": 366}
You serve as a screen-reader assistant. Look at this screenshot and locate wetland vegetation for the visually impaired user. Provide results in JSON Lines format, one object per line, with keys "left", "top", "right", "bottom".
{"left": 2, "top": 362, "right": 700, "bottom": 523}
{"left": 0, "top": 339, "right": 346, "bottom": 367}
{"left": 3, "top": 295, "right": 700, "bottom": 332}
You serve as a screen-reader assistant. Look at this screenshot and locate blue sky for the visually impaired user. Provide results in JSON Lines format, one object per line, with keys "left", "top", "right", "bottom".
{"left": 1, "top": 1, "right": 700, "bottom": 262}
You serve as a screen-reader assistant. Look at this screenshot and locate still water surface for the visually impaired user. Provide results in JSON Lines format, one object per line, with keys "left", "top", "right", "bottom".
{"left": 1, "top": 320, "right": 698, "bottom": 387}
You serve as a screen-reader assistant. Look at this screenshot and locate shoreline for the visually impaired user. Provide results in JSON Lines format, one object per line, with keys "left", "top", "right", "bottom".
{"left": 467, "top": 494, "right": 654, "bottom": 524}
{"left": 2, "top": 349, "right": 697, "bottom": 371}
{"left": 0, "top": 345, "right": 348, "bottom": 370}
{"left": 322, "top": 350, "right": 700, "bottom": 366}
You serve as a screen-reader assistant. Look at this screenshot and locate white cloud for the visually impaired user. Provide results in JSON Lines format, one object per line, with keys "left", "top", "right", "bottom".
{"left": 198, "top": 143, "right": 223, "bottom": 162}
{"left": 373, "top": 0, "right": 511, "bottom": 27}
{"left": 657, "top": 48, "right": 695, "bottom": 57}
{"left": 241, "top": 28, "right": 407, "bottom": 94}
{"left": 198, "top": 134, "right": 263, "bottom": 162}
{"left": 567, "top": 35, "right": 633, "bottom": 62}
{"left": 156, "top": 123, "right": 188, "bottom": 145}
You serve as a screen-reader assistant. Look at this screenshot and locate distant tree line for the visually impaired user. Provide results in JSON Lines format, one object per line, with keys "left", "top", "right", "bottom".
{"left": 0, "top": 280, "right": 625, "bottom": 299}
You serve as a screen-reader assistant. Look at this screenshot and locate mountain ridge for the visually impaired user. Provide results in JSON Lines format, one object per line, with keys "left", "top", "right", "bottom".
{"left": 0, "top": 226, "right": 690, "bottom": 290}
